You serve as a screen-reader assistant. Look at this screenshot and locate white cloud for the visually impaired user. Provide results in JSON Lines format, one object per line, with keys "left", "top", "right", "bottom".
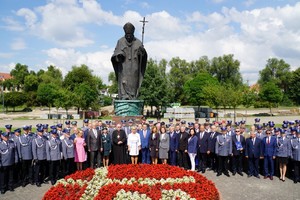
{"left": 211, "top": 0, "right": 226, "bottom": 3}
{"left": 0, "top": 53, "right": 14, "bottom": 59}
{"left": 10, "top": 38, "right": 26, "bottom": 50}
{"left": 16, "top": 8, "right": 37, "bottom": 28}
{"left": 1, "top": 17, "right": 24, "bottom": 31}
{"left": 44, "top": 48, "right": 114, "bottom": 83}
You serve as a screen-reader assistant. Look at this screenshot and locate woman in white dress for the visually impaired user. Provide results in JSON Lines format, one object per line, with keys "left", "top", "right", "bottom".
{"left": 127, "top": 126, "right": 141, "bottom": 164}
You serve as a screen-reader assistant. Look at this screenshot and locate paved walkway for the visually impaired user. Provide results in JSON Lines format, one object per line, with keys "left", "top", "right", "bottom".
{"left": 1, "top": 171, "right": 299, "bottom": 200}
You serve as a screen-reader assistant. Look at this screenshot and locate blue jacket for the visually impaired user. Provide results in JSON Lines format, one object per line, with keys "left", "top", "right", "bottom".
{"left": 215, "top": 134, "right": 232, "bottom": 156}
{"left": 169, "top": 131, "right": 179, "bottom": 152}
{"left": 46, "top": 137, "right": 62, "bottom": 161}
{"left": 245, "top": 137, "right": 263, "bottom": 158}
{"left": 139, "top": 129, "right": 151, "bottom": 149}
{"left": 276, "top": 137, "right": 291, "bottom": 158}
{"left": 0, "top": 140, "right": 18, "bottom": 166}
{"left": 188, "top": 135, "right": 198, "bottom": 154}
{"left": 32, "top": 135, "right": 47, "bottom": 160}
{"left": 291, "top": 138, "right": 300, "bottom": 161}
{"left": 62, "top": 137, "right": 75, "bottom": 159}
{"left": 262, "top": 136, "right": 277, "bottom": 157}
{"left": 17, "top": 134, "right": 33, "bottom": 160}
{"left": 197, "top": 132, "right": 210, "bottom": 153}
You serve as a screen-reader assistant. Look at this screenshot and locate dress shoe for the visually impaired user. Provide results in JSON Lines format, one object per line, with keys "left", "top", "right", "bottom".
{"left": 282, "top": 179, "right": 285, "bottom": 182}
{"left": 1, "top": 190, "right": 6, "bottom": 194}
{"left": 254, "top": 175, "right": 260, "bottom": 179}
{"left": 216, "top": 173, "right": 222, "bottom": 176}
{"left": 51, "top": 180, "right": 56, "bottom": 185}
{"left": 202, "top": 169, "right": 206, "bottom": 174}
{"left": 294, "top": 180, "right": 297, "bottom": 184}
{"left": 22, "top": 182, "right": 27, "bottom": 187}
{"left": 9, "top": 187, "right": 14, "bottom": 192}
{"left": 247, "top": 174, "right": 252, "bottom": 178}
{"left": 232, "top": 172, "right": 236, "bottom": 176}
{"left": 36, "top": 183, "right": 41, "bottom": 187}
{"left": 270, "top": 176, "right": 273, "bottom": 180}
{"left": 224, "top": 173, "right": 230, "bottom": 177}
{"left": 238, "top": 172, "right": 243, "bottom": 176}
{"left": 264, "top": 176, "right": 268, "bottom": 179}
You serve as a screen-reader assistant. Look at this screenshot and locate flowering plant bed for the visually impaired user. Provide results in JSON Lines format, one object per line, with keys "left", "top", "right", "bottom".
{"left": 43, "top": 164, "right": 219, "bottom": 200}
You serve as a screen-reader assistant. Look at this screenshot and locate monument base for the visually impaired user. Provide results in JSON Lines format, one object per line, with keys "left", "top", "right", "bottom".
{"left": 114, "top": 100, "right": 144, "bottom": 116}
{"left": 112, "top": 115, "right": 144, "bottom": 125}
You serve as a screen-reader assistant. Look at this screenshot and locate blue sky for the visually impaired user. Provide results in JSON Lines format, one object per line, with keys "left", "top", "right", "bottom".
{"left": 1, "top": 0, "right": 300, "bottom": 84}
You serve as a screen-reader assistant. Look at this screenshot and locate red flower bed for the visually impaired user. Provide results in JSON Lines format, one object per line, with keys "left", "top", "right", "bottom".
{"left": 107, "top": 164, "right": 191, "bottom": 180}
{"left": 64, "top": 168, "right": 95, "bottom": 181}
{"left": 43, "top": 164, "right": 220, "bottom": 200}
{"left": 43, "top": 183, "right": 87, "bottom": 200}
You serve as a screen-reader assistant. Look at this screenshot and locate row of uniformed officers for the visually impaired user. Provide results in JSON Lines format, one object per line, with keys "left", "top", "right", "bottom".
{"left": 0, "top": 119, "right": 300, "bottom": 195}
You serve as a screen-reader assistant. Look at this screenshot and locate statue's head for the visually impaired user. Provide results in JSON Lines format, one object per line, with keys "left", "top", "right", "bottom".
{"left": 123, "top": 22, "right": 135, "bottom": 43}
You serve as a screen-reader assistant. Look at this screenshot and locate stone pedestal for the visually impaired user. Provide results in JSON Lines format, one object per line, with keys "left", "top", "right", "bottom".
{"left": 114, "top": 100, "right": 144, "bottom": 116}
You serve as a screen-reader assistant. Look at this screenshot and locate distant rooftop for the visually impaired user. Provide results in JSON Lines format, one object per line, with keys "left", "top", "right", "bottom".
{"left": 0, "top": 72, "right": 12, "bottom": 80}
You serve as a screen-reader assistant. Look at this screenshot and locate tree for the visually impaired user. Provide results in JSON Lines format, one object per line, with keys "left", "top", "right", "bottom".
{"left": 241, "top": 86, "right": 257, "bottom": 117}
{"left": 39, "top": 65, "right": 63, "bottom": 86}
{"left": 63, "top": 64, "right": 103, "bottom": 91}
{"left": 139, "top": 59, "right": 171, "bottom": 113}
{"left": 209, "top": 54, "right": 243, "bottom": 87}
{"left": 202, "top": 84, "right": 223, "bottom": 120}
{"left": 73, "top": 82, "right": 99, "bottom": 114}
{"left": 24, "top": 74, "right": 39, "bottom": 92}
{"left": 108, "top": 72, "right": 118, "bottom": 94}
{"left": 188, "top": 56, "right": 210, "bottom": 77}
{"left": 183, "top": 72, "right": 219, "bottom": 108}
{"left": 168, "top": 57, "right": 191, "bottom": 103}
{"left": 258, "top": 58, "right": 291, "bottom": 93}
{"left": 10, "top": 63, "right": 29, "bottom": 90}
{"left": 3, "top": 91, "right": 27, "bottom": 111}
{"left": 54, "top": 89, "right": 74, "bottom": 115}
{"left": 259, "top": 81, "right": 283, "bottom": 115}
{"left": 36, "top": 83, "right": 60, "bottom": 111}
{"left": 226, "top": 85, "right": 243, "bottom": 123}
{"left": 288, "top": 67, "right": 300, "bottom": 105}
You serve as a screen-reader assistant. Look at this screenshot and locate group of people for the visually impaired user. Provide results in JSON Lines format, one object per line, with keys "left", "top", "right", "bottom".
{"left": 0, "top": 117, "right": 300, "bottom": 195}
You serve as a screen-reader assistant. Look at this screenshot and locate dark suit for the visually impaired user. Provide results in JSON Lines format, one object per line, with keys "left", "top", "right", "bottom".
{"left": 177, "top": 131, "right": 189, "bottom": 169}
{"left": 87, "top": 129, "right": 102, "bottom": 168}
{"left": 245, "top": 137, "right": 263, "bottom": 176}
{"left": 169, "top": 131, "right": 179, "bottom": 166}
{"left": 208, "top": 131, "right": 219, "bottom": 171}
{"left": 232, "top": 134, "right": 246, "bottom": 174}
{"left": 262, "top": 136, "right": 276, "bottom": 177}
{"left": 197, "top": 132, "right": 210, "bottom": 172}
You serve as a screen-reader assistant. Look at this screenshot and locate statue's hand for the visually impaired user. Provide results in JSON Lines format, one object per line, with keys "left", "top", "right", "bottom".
{"left": 116, "top": 54, "right": 125, "bottom": 63}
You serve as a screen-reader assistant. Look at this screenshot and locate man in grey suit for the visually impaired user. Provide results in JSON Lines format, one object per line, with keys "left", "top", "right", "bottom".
{"left": 87, "top": 122, "right": 102, "bottom": 168}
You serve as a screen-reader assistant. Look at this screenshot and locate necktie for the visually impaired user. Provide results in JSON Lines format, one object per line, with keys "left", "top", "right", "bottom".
{"left": 211, "top": 133, "right": 214, "bottom": 139}
{"left": 267, "top": 137, "right": 270, "bottom": 144}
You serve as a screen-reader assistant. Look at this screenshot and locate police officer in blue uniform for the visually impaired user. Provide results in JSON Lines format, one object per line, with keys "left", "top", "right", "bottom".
{"left": 11, "top": 128, "right": 22, "bottom": 186}
{"left": 291, "top": 131, "right": 300, "bottom": 183}
{"left": 0, "top": 131, "right": 18, "bottom": 194}
{"left": 276, "top": 130, "right": 291, "bottom": 182}
{"left": 216, "top": 127, "right": 232, "bottom": 177}
{"left": 32, "top": 126, "right": 48, "bottom": 187}
{"left": 46, "top": 129, "right": 62, "bottom": 185}
{"left": 4, "top": 125, "right": 13, "bottom": 141}
{"left": 61, "top": 129, "right": 75, "bottom": 175}
{"left": 17, "top": 125, "right": 34, "bottom": 187}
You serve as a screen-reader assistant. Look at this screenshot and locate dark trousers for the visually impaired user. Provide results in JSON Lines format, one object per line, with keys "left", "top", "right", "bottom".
{"left": 49, "top": 160, "right": 60, "bottom": 183}
{"left": 232, "top": 154, "right": 243, "bottom": 173}
{"left": 198, "top": 152, "right": 207, "bottom": 170}
{"left": 218, "top": 156, "right": 229, "bottom": 174}
{"left": 22, "top": 159, "right": 33, "bottom": 183}
{"left": 0, "top": 165, "right": 14, "bottom": 190}
{"left": 13, "top": 162, "right": 22, "bottom": 185}
{"left": 178, "top": 150, "right": 189, "bottom": 169}
{"left": 64, "top": 158, "right": 75, "bottom": 175}
{"left": 34, "top": 160, "right": 47, "bottom": 184}
{"left": 90, "top": 151, "right": 101, "bottom": 168}
{"left": 248, "top": 157, "right": 259, "bottom": 176}
{"left": 208, "top": 152, "right": 218, "bottom": 171}
{"left": 264, "top": 156, "right": 274, "bottom": 176}
{"left": 169, "top": 150, "right": 177, "bottom": 166}
{"left": 294, "top": 160, "right": 300, "bottom": 182}
{"left": 141, "top": 148, "right": 150, "bottom": 164}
